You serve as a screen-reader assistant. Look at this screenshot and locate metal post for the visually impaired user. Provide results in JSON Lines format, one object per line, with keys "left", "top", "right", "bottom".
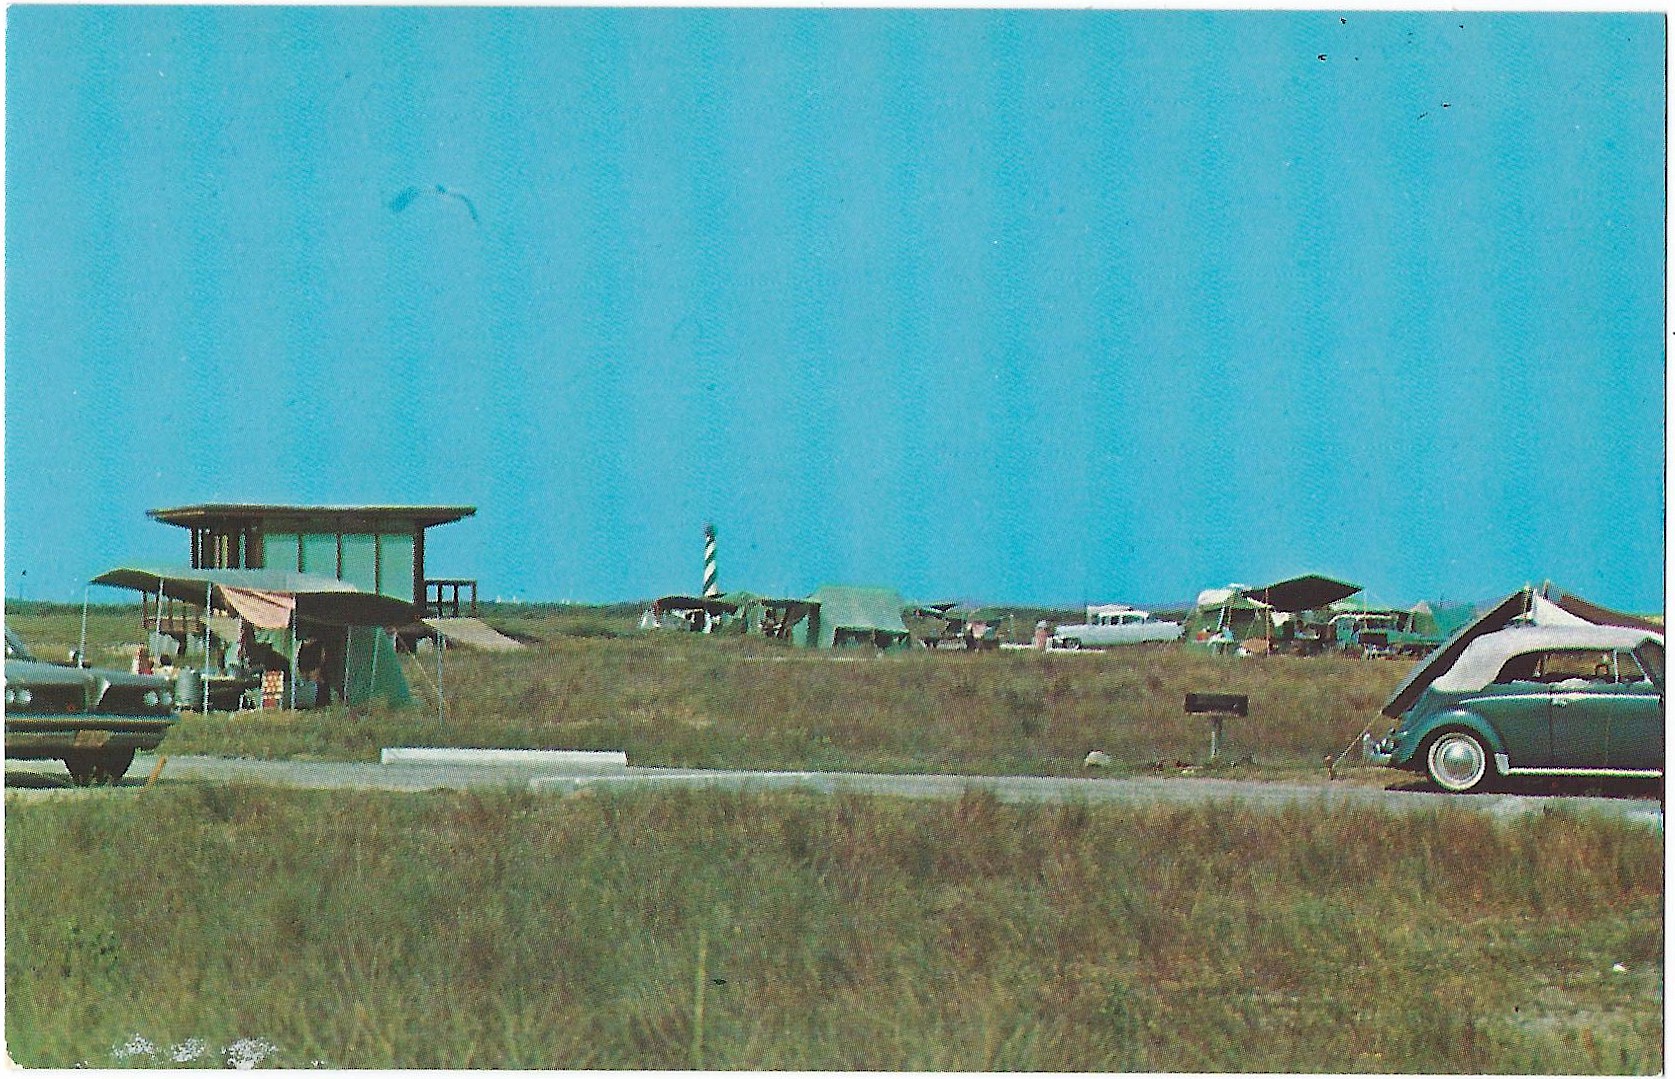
{"left": 203, "top": 582, "right": 213, "bottom": 713}
{"left": 367, "top": 627, "right": 379, "bottom": 706}
{"left": 78, "top": 587, "right": 89, "bottom": 666}
{"left": 1210, "top": 715, "right": 1224, "bottom": 763}
{"left": 289, "top": 609, "right": 297, "bottom": 711}
{"left": 343, "top": 627, "right": 354, "bottom": 706}
{"left": 436, "top": 629, "right": 444, "bottom": 723}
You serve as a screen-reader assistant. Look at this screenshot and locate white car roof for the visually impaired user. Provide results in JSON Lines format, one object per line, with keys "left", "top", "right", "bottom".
{"left": 1432, "top": 624, "right": 1663, "bottom": 693}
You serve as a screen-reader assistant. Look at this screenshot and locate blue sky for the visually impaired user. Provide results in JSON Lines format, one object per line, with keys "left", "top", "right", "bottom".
{"left": 5, "top": 8, "right": 1665, "bottom": 610}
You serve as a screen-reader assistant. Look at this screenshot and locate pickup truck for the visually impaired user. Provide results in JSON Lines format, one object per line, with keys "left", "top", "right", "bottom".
{"left": 5, "top": 626, "right": 178, "bottom": 784}
{"left": 1052, "top": 605, "right": 1184, "bottom": 649}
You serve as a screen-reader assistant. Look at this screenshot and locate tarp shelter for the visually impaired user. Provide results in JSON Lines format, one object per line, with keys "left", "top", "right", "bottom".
{"left": 1542, "top": 588, "right": 1662, "bottom": 634}
{"left": 1186, "top": 575, "right": 1362, "bottom": 650}
{"left": 1381, "top": 584, "right": 1658, "bottom": 719}
{"left": 755, "top": 597, "right": 817, "bottom": 641}
{"left": 1237, "top": 574, "right": 1362, "bottom": 613}
{"left": 645, "top": 594, "right": 739, "bottom": 633}
{"left": 801, "top": 586, "right": 912, "bottom": 649}
{"left": 643, "top": 591, "right": 770, "bottom": 634}
{"left": 91, "top": 565, "right": 413, "bottom": 707}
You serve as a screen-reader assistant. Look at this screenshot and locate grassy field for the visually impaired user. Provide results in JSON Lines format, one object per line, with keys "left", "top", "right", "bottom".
{"left": 5, "top": 785, "right": 1662, "bottom": 1070}
{"left": 5, "top": 603, "right": 1409, "bottom": 777}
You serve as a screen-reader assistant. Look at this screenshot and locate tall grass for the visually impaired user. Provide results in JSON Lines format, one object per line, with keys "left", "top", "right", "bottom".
{"left": 6, "top": 786, "right": 1661, "bottom": 1070}
{"left": 0, "top": 604, "right": 1445, "bottom": 776}
{"left": 149, "top": 631, "right": 1405, "bottom": 775}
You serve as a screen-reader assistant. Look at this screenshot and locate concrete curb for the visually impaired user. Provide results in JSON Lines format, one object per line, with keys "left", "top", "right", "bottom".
{"left": 380, "top": 747, "right": 629, "bottom": 771}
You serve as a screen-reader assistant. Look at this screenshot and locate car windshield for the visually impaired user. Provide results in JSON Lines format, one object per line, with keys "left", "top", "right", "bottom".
{"left": 4, "top": 627, "right": 35, "bottom": 662}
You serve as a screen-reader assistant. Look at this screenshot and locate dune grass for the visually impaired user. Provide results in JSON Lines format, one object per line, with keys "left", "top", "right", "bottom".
{"left": 6, "top": 602, "right": 1409, "bottom": 775}
{"left": 6, "top": 784, "right": 1661, "bottom": 1070}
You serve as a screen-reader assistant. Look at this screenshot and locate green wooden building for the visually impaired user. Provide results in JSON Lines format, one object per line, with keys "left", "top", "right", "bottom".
{"left": 147, "top": 503, "right": 476, "bottom": 616}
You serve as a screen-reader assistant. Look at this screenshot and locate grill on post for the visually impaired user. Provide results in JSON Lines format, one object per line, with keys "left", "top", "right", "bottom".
{"left": 1184, "top": 693, "right": 1249, "bottom": 764}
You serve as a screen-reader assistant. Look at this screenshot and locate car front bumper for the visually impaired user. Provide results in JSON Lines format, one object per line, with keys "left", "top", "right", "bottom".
{"left": 5, "top": 717, "right": 174, "bottom": 758}
{"left": 1362, "top": 732, "right": 1396, "bottom": 768}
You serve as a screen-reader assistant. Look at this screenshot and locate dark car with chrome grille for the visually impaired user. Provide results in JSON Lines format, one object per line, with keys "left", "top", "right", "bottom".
{"left": 5, "top": 626, "right": 178, "bottom": 784}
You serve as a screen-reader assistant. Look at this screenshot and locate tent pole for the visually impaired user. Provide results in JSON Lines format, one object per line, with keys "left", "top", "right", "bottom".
{"left": 366, "top": 627, "right": 378, "bottom": 706}
{"left": 203, "top": 582, "right": 213, "bottom": 713}
{"left": 78, "top": 587, "right": 89, "bottom": 666}
{"left": 289, "top": 608, "right": 297, "bottom": 711}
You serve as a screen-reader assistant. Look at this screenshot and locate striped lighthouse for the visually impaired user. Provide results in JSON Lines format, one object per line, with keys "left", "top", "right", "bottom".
{"left": 702, "top": 524, "right": 719, "bottom": 598}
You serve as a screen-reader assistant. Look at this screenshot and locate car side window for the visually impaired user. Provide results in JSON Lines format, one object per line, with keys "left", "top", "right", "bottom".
{"left": 1614, "top": 649, "right": 1652, "bottom": 685}
{"left": 1536, "top": 650, "right": 1615, "bottom": 684}
{"left": 1635, "top": 641, "right": 1664, "bottom": 688}
{"left": 1493, "top": 652, "right": 1542, "bottom": 684}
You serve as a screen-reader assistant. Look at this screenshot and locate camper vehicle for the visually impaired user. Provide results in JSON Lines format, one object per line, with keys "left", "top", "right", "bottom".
{"left": 1366, "top": 624, "right": 1664, "bottom": 792}
{"left": 4, "top": 627, "right": 178, "bottom": 784}
{"left": 1052, "top": 605, "right": 1183, "bottom": 649}
{"left": 1328, "top": 600, "right": 1475, "bottom": 658}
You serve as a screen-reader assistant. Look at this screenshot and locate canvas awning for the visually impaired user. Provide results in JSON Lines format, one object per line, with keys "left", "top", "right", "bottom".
{"left": 1239, "top": 575, "right": 1361, "bottom": 613}
{"left": 1379, "top": 584, "right": 1657, "bottom": 718}
{"left": 1547, "top": 590, "right": 1663, "bottom": 634}
{"left": 652, "top": 594, "right": 740, "bottom": 616}
{"left": 91, "top": 565, "right": 416, "bottom": 628}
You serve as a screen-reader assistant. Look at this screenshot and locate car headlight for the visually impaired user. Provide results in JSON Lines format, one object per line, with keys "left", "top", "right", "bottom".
{"left": 160, "top": 690, "right": 174, "bottom": 708}
{"left": 142, "top": 690, "right": 160, "bottom": 707}
{"left": 12, "top": 688, "right": 31, "bottom": 706}
{"left": 3, "top": 687, "right": 12, "bottom": 705}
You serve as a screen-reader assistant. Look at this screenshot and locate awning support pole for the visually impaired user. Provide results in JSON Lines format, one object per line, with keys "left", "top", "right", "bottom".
{"left": 436, "top": 628, "right": 444, "bottom": 724}
{"left": 367, "top": 627, "right": 379, "bottom": 706}
{"left": 78, "top": 587, "right": 89, "bottom": 666}
{"left": 203, "top": 581, "right": 213, "bottom": 713}
{"left": 289, "top": 608, "right": 297, "bottom": 711}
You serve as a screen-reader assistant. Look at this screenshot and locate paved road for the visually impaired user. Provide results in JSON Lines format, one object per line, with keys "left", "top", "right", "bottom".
{"left": 4, "top": 753, "right": 1662, "bottom": 828}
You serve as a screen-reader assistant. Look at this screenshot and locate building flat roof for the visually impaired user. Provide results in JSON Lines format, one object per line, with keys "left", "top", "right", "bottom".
{"left": 149, "top": 503, "right": 476, "bottom": 529}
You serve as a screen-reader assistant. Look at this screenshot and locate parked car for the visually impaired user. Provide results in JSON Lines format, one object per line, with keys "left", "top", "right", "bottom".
{"left": 1051, "top": 605, "right": 1183, "bottom": 649}
{"left": 4, "top": 626, "right": 178, "bottom": 785}
{"left": 1366, "top": 624, "right": 1664, "bottom": 792}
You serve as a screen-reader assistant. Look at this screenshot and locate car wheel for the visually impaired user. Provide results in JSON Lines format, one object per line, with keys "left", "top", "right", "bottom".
{"left": 1065, "top": 638, "right": 1081, "bottom": 650}
{"left": 1425, "top": 731, "right": 1491, "bottom": 793}
{"left": 92, "top": 749, "right": 136, "bottom": 784}
{"left": 63, "top": 749, "right": 134, "bottom": 786}
{"left": 63, "top": 751, "right": 97, "bottom": 786}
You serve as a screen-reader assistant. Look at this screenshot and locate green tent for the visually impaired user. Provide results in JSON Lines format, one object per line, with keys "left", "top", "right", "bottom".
{"left": 715, "top": 591, "right": 763, "bottom": 634}
{"left": 1184, "top": 593, "right": 1275, "bottom": 647}
{"left": 801, "top": 586, "right": 912, "bottom": 649}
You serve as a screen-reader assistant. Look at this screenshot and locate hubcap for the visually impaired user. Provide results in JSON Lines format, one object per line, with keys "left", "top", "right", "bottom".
{"left": 1430, "top": 735, "right": 1485, "bottom": 790}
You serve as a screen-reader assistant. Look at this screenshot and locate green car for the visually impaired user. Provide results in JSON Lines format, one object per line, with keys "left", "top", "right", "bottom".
{"left": 5, "top": 626, "right": 178, "bottom": 784}
{"left": 1367, "top": 624, "right": 1664, "bottom": 792}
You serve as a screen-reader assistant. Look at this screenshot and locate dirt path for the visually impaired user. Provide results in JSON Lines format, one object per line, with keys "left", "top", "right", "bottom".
{"left": 5, "top": 754, "right": 1661, "bottom": 828}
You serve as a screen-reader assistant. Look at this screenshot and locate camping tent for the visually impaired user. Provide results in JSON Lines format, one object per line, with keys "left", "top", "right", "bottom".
{"left": 1186, "top": 575, "right": 1362, "bottom": 651}
{"left": 91, "top": 564, "right": 413, "bottom": 707}
{"left": 800, "top": 586, "right": 912, "bottom": 649}
{"left": 1381, "top": 584, "right": 1660, "bottom": 719}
